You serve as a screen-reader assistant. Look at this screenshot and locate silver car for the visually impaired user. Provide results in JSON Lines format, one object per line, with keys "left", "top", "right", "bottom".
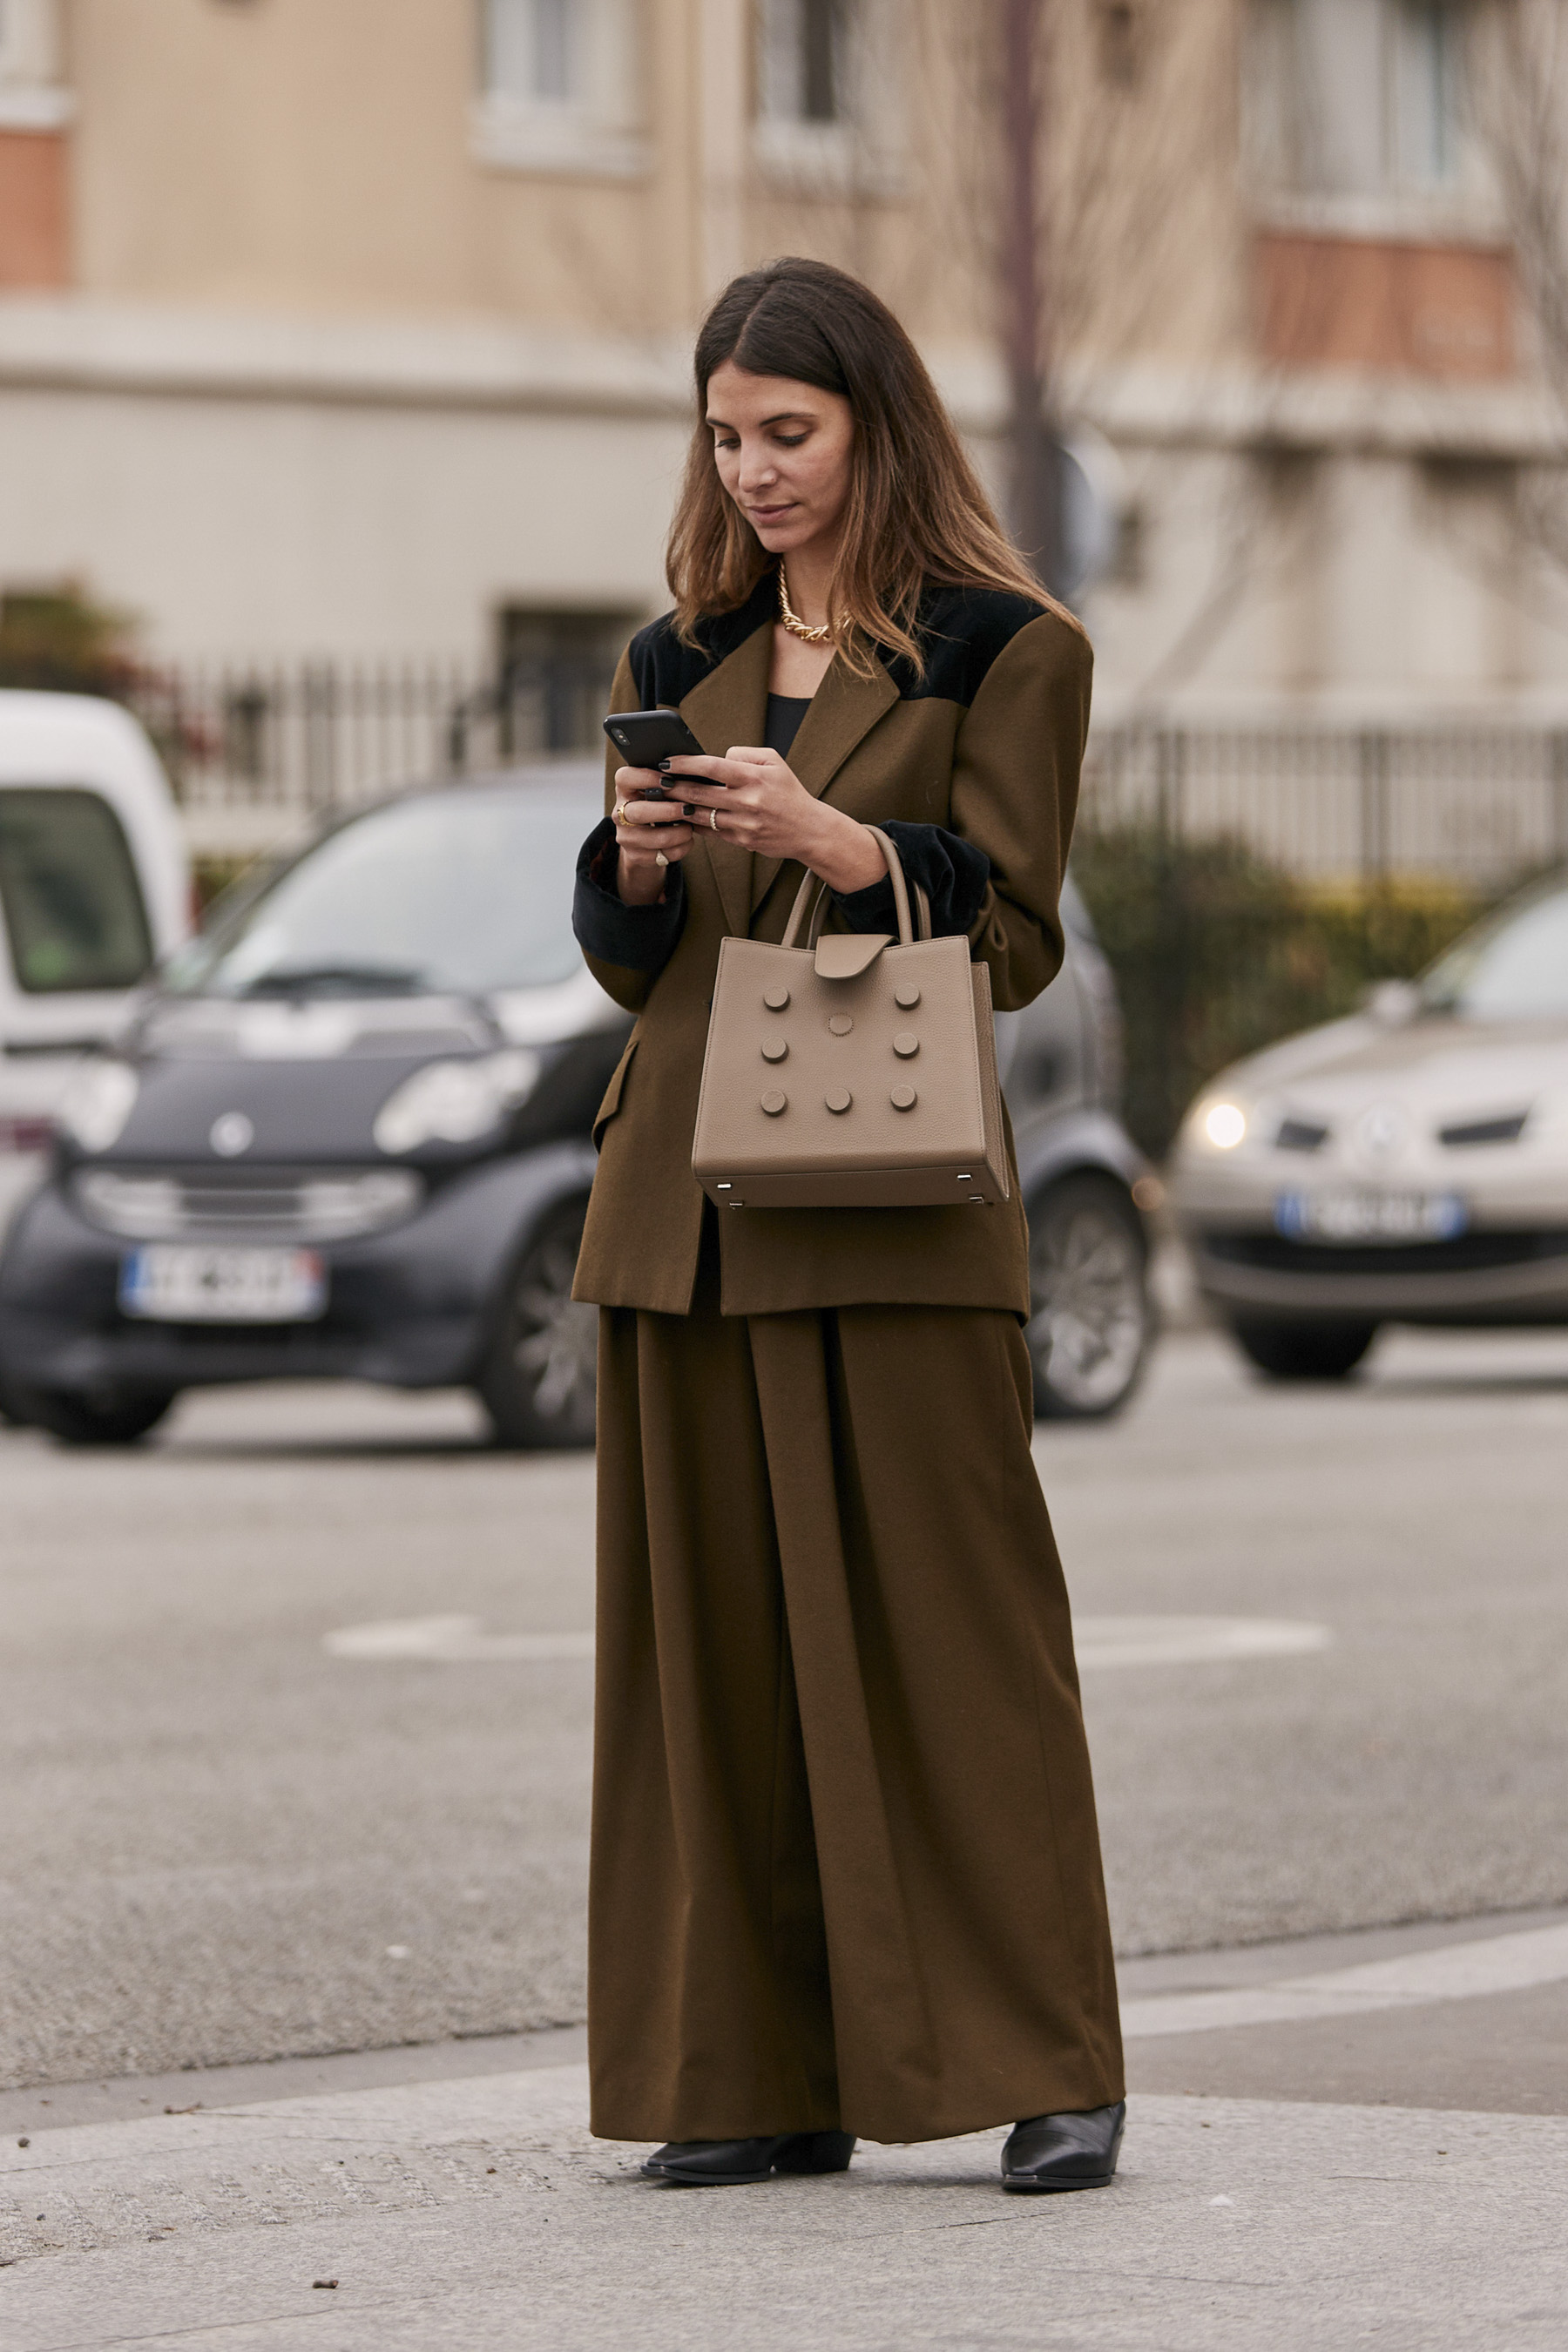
{"left": 1172, "top": 869, "right": 1568, "bottom": 1377}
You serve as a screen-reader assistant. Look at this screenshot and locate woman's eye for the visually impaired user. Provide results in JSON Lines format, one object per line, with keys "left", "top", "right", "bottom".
{"left": 774, "top": 433, "right": 808, "bottom": 448}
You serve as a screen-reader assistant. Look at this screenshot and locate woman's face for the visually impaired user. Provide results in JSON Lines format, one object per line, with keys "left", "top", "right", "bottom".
{"left": 706, "top": 360, "right": 855, "bottom": 563}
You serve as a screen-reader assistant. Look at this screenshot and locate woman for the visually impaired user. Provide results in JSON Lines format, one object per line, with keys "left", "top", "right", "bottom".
{"left": 570, "top": 256, "right": 1125, "bottom": 2193}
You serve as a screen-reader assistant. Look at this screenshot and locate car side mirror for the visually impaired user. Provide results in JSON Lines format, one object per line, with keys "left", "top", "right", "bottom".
{"left": 1364, "top": 978, "right": 1421, "bottom": 1027}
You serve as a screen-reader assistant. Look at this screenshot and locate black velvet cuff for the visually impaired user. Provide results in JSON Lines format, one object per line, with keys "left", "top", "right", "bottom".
{"left": 831, "top": 821, "right": 991, "bottom": 940}
{"left": 571, "top": 817, "right": 687, "bottom": 976}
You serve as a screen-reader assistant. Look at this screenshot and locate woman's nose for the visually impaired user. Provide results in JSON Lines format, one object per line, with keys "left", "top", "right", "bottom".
{"left": 737, "top": 443, "right": 779, "bottom": 492}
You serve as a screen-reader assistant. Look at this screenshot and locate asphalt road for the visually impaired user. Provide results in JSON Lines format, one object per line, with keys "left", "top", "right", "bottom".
{"left": 3, "top": 1322, "right": 1567, "bottom": 2095}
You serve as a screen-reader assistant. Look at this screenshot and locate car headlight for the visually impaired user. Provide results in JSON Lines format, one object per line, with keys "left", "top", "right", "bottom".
{"left": 57, "top": 1060, "right": 140, "bottom": 1153}
{"left": 373, "top": 1049, "right": 542, "bottom": 1155}
{"left": 1525, "top": 1093, "right": 1568, "bottom": 1147}
{"left": 1183, "top": 1092, "right": 1252, "bottom": 1153}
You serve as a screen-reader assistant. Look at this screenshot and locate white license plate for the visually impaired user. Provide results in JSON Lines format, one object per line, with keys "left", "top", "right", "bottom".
{"left": 1274, "top": 1191, "right": 1469, "bottom": 1243}
{"left": 119, "top": 1245, "right": 328, "bottom": 1323}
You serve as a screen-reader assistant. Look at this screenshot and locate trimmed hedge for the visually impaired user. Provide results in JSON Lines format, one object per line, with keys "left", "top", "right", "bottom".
{"left": 1069, "top": 826, "right": 1523, "bottom": 1160}
{"left": 193, "top": 855, "right": 261, "bottom": 915}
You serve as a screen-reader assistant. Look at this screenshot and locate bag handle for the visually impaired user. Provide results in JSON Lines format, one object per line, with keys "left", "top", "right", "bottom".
{"left": 781, "top": 825, "right": 931, "bottom": 950}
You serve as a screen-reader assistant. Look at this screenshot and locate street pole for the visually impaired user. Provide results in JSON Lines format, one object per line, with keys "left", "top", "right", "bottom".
{"left": 998, "top": 0, "right": 1064, "bottom": 594}
{"left": 698, "top": 0, "right": 747, "bottom": 304}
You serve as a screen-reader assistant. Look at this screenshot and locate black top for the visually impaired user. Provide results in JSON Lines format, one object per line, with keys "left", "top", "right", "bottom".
{"left": 764, "top": 693, "right": 812, "bottom": 760}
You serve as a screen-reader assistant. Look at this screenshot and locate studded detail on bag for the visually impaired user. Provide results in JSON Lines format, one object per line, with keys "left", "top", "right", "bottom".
{"left": 692, "top": 827, "right": 1009, "bottom": 1210}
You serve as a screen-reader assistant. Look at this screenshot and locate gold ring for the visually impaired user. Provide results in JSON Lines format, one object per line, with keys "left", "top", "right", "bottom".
{"left": 655, "top": 851, "right": 669, "bottom": 868}
{"left": 613, "top": 801, "right": 630, "bottom": 824}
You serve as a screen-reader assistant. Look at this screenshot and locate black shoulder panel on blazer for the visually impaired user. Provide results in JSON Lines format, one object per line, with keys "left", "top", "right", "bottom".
{"left": 880, "top": 585, "right": 1057, "bottom": 707}
{"left": 626, "top": 575, "right": 777, "bottom": 712}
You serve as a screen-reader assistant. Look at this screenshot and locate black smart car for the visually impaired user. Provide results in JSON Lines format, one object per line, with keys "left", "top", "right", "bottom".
{"left": 0, "top": 764, "right": 1153, "bottom": 1444}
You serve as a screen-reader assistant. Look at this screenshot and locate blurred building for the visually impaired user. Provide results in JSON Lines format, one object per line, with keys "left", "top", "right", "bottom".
{"left": 2, "top": 0, "right": 1566, "bottom": 849}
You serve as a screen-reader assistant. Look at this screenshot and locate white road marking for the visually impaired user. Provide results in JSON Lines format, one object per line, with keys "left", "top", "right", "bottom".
{"left": 1073, "top": 1616, "right": 1332, "bottom": 1669}
{"left": 323, "top": 1616, "right": 594, "bottom": 1662}
{"left": 322, "top": 1613, "right": 1330, "bottom": 1671}
{"left": 1121, "top": 1921, "right": 1568, "bottom": 2038}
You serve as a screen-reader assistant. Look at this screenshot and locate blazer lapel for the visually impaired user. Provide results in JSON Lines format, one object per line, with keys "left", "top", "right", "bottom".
{"left": 679, "top": 618, "right": 772, "bottom": 939}
{"left": 749, "top": 652, "right": 900, "bottom": 913}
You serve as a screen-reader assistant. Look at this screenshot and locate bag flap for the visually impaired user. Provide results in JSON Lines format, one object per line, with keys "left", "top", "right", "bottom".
{"left": 814, "top": 932, "right": 891, "bottom": 980}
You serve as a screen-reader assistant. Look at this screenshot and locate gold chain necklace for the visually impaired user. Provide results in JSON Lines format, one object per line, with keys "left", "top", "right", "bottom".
{"left": 777, "top": 564, "right": 835, "bottom": 645}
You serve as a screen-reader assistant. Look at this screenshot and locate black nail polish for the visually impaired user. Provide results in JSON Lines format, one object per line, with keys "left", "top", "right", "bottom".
{"left": 657, "top": 760, "right": 672, "bottom": 772}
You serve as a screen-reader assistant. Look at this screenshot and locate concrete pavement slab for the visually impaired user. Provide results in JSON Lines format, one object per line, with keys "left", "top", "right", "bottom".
{"left": 3, "top": 2065, "right": 1565, "bottom": 2351}
{"left": 1127, "top": 1977, "right": 1568, "bottom": 2115}
{"left": 1119, "top": 1918, "right": 1568, "bottom": 2038}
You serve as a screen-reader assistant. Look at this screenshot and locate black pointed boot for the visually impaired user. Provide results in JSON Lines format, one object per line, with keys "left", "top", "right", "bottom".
{"left": 1000, "top": 2101, "right": 1125, "bottom": 2192}
{"left": 641, "top": 2131, "right": 856, "bottom": 2186}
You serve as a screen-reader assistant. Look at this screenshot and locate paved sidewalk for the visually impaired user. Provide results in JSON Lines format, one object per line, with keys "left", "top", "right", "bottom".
{"left": 3, "top": 2064, "right": 1565, "bottom": 2352}
{"left": 7, "top": 1908, "right": 1568, "bottom": 2348}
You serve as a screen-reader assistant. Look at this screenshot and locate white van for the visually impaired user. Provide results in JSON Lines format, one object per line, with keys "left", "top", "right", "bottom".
{"left": 0, "top": 693, "right": 189, "bottom": 1233}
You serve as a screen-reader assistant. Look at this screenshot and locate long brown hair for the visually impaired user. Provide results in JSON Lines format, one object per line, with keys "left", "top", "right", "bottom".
{"left": 667, "top": 257, "right": 1056, "bottom": 677}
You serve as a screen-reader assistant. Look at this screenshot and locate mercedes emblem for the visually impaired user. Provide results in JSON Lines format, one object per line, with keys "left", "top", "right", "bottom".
{"left": 209, "top": 1112, "right": 254, "bottom": 1157}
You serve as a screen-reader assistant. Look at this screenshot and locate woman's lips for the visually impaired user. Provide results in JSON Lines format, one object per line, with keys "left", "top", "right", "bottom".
{"left": 747, "top": 504, "right": 795, "bottom": 524}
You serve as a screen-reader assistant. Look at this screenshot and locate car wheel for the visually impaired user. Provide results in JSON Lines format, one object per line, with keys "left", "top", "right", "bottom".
{"left": 1027, "top": 1173, "right": 1152, "bottom": 1421}
{"left": 476, "top": 1197, "right": 598, "bottom": 1450}
{"left": 1228, "top": 1318, "right": 1377, "bottom": 1381}
{"left": 8, "top": 1385, "right": 176, "bottom": 1446}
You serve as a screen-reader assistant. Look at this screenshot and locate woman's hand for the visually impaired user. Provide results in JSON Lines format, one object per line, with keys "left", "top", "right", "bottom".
{"left": 612, "top": 766, "right": 695, "bottom": 906}
{"left": 665, "top": 750, "right": 888, "bottom": 893}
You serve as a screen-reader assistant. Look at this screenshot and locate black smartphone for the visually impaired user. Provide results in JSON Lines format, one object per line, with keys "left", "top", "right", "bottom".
{"left": 603, "top": 708, "right": 708, "bottom": 791}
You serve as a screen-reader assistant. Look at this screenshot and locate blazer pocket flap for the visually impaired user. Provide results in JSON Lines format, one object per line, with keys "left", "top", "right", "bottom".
{"left": 592, "top": 1037, "right": 638, "bottom": 1150}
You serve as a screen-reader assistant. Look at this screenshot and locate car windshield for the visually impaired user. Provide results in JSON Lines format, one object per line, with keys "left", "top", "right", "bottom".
{"left": 0, "top": 786, "right": 154, "bottom": 995}
{"left": 165, "top": 780, "right": 592, "bottom": 1000}
{"left": 1423, "top": 878, "right": 1568, "bottom": 1022}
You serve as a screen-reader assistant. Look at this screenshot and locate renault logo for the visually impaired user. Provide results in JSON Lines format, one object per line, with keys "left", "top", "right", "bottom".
{"left": 209, "top": 1112, "right": 254, "bottom": 1157}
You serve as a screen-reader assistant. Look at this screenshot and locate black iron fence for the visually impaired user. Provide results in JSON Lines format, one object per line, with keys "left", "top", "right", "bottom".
{"left": 1081, "top": 720, "right": 1568, "bottom": 887}
{"left": 137, "top": 659, "right": 1568, "bottom": 885}
{"left": 135, "top": 655, "right": 618, "bottom": 848}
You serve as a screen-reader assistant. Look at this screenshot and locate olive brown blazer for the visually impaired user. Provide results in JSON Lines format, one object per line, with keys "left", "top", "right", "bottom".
{"left": 571, "top": 578, "right": 1091, "bottom": 1319}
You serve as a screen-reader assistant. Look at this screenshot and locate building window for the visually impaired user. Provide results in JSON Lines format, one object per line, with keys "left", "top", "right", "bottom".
{"left": 0, "top": 0, "right": 71, "bottom": 127}
{"left": 472, "top": 0, "right": 646, "bottom": 179}
{"left": 1394, "top": 1, "right": 1463, "bottom": 188}
{"left": 1248, "top": 0, "right": 1482, "bottom": 216}
{"left": 488, "top": 0, "right": 578, "bottom": 106}
{"left": 753, "top": 0, "right": 902, "bottom": 193}
{"left": 758, "top": 0, "right": 848, "bottom": 126}
{"left": 494, "top": 608, "right": 640, "bottom": 758}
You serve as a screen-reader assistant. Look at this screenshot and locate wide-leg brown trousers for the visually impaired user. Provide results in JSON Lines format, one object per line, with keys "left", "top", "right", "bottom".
{"left": 588, "top": 1229, "right": 1124, "bottom": 2146}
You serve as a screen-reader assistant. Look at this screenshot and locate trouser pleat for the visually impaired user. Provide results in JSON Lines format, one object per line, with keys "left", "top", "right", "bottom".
{"left": 587, "top": 1247, "right": 1123, "bottom": 2145}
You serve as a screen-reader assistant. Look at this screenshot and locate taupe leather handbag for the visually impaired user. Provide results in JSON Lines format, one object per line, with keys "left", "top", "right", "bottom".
{"left": 692, "top": 827, "right": 1009, "bottom": 1209}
